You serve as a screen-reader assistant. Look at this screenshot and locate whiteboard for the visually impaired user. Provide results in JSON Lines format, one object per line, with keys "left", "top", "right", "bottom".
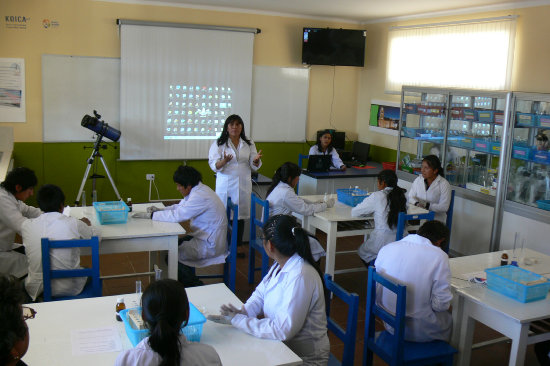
{"left": 42, "top": 55, "right": 120, "bottom": 142}
{"left": 250, "top": 66, "right": 308, "bottom": 142}
{"left": 42, "top": 56, "right": 307, "bottom": 143}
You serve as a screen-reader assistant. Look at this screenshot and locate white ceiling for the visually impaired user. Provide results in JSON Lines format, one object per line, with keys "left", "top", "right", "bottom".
{"left": 108, "top": 0, "right": 550, "bottom": 23}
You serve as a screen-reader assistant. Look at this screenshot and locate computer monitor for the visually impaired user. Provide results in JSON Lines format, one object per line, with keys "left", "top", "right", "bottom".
{"left": 307, "top": 155, "right": 332, "bottom": 172}
{"left": 352, "top": 141, "right": 370, "bottom": 164}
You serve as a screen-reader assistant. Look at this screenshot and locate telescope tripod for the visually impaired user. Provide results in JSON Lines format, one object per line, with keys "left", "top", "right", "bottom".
{"left": 75, "top": 134, "right": 122, "bottom": 205}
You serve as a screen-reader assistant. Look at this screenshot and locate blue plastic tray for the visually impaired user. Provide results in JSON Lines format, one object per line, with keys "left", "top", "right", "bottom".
{"left": 93, "top": 201, "right": 129, "bottom": 225}
{"left": 536, "top": 200, "right": 550, "bottom": 211}
{"left": 337, "top": 188, "right": 369, "bottom": 207}
{"left": 121, "top": 303, "right": 206, "bottom": 347}
{"left": 486, "top": 265, "right": 550, "bottom": 303}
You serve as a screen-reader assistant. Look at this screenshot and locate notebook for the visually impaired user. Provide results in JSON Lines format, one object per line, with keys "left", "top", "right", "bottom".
{"left": 307, "top": 155, "right": 332, "bottom": 172}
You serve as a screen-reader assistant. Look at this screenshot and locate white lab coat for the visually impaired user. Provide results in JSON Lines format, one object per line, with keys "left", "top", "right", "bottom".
{"left": 266, "top": 182, "right": 326, "bottom": 261}
{"left": 374, "top": 234, "right": 453, "bottom": 342}
{"left": 408, "top": 175, "right": 451, "bottom": 222}
{"left": 21, "top": 212, "right": 100, "bottom": 301}
{"left": 208, "top": 138, "right": 261, "bottom": 220}
{"left": 0, "top": 186, "right": 42, "bottom": 277}
{"left": 115, "top": 334, "right": 222, "bottom": 366}
{"left": 231, "top": 253, "right": 330, "bottom": 366}
{"left": 152, "top": 182, "right": 228, "bottom": 267}
{"left": 308, "top": 145, "right": 344, "bottom": 169}
{"left": 351, "top": 188, "right": 399, "bottom": 264}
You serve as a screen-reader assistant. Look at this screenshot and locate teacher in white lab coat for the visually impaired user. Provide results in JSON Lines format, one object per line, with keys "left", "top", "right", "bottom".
{"left": 0, "top": 167, "right": 42, "bottom": 278}
{"left": 213, "top": 215, "right": 330, "bottom": 366}
{"left": 208, "top": 114, "right": 262, "bottom": 256}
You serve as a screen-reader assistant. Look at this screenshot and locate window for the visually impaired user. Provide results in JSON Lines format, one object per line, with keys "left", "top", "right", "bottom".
{"left": 385, "top": 17, "right": 516, "bottom": 93}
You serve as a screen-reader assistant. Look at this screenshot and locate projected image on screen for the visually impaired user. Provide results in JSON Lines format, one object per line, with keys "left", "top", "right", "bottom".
{"left": 164, "top": 84, "right": 233, "bottom": 140}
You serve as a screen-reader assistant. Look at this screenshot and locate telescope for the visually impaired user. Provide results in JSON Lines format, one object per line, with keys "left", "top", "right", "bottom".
{"left": 81, "top": 110, "right": 121, "bottom": 142}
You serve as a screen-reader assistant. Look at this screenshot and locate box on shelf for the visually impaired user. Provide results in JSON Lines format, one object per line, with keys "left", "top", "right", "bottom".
{"left": 464, "top": 109, "right": 476, "bottom": 121}
{"left": 516, "top": 112, "right": 538, "bottom": 127}
{"left": 93, "top": 201, "right": 129, "bottom": 225}
{"left": 459, "top": 137, "right": 474, "bottom": 149}
{"left": 121, "top": 303, "right": 206, "bottom": 347}
{"left": 494, "top": 112, "right": 504, "bottom": 124}
{"left": 417, "top": 105, "right": 444, "bottom": 116}
{"left": 337, "top": 188, "right": 370, "bottom": 207}
{"left": 476, "top": 110, "right": 495, "bottom": 122}
{"left": 404, "top": 103, "right": 418, "bottom": 113}
{"left": 536, "top": 200, "right": 550, "bottom": 211}
{"left": 512, "top": 145, "right": 533, "bottom": 161}
{"left": 533, "top": 150, "right": 550, "bottom": 164}
{"left": 402, "top": 127, "right": 424, "bottom": 138}
{"left": 450, "top": 107, "right": 465, "bottom": 119}
{"left": 490, "top": 140, "right": 501, "bottom": 155}
{"left": 538, "top": 114, "right": 550, "bottom": 128}
{"left": 485, "top": 265, "right": 550, "bottom": 303}
{"left": 473, "top": 139, "right": 491, "bottom": 153}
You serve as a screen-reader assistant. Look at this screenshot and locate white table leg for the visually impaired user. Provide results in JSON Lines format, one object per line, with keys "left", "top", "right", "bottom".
{"left": 167, "top": 236, "right": 178, "bottom": 280}
{"left": 457, "top": 300, "right": 476, "bottom": 366}
{"left": 450, "top": 292, "right": 464, "bottom": 348}
{"left": 324, "top": 221, "right": 338, "bottom": 278}
{"left": 508, "top": 323, "right": 530, "bottom": 366}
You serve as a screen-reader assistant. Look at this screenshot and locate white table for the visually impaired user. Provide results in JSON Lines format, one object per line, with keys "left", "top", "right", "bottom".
{"left": 24, "top": 283, "right": 302, "bottom": 366}
{"left": 449, "top": 249, "right": 550, "bottom": 366}
{"left": 70, "top": 203, "right": 185, "bottom": 280}
{"left": 297, "top": 195, "right": 428, "bottom": 278}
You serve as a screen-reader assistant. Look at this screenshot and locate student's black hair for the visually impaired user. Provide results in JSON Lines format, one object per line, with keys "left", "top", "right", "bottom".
{"left": 315, "top": 129, "right": 334, "bottom": 153}
{"left": 422, "top": 154, "right": 445, "bottom": 177}
{"left": 37, "top": 184, "right": 65, "bottom": 213}
{"left": 417, "top": 220, "right": 450, "bottom": 251}
{"left": 267, "top": 162, "right": 302, "bottom": 197}
{"left": 263, "top": 215, "right": 328, "bottom": 305}
{"left": 173, "top": 166, "right": 202, "bottom": 188}
{"left": 0, "top": 167, "right": 38, "bottom": 195}
{"left": 141, "top": 279, "right": 190, "bottom": 366}
{"left": 377, "top": 169, "right": 407, "bottom": 229}
{"left": 216, "top": 114, "right": 251, "bottom": 146}
{"left": 0, "top": 276, "right": 27, "bottom": 366}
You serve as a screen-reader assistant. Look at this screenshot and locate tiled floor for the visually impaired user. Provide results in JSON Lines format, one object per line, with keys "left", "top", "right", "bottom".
{"left": 92, "top": 232, "right": 541, "bottom": 366}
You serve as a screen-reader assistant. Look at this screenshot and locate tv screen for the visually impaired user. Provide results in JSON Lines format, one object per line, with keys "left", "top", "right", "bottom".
{"left": 302, "top": 28, "right": 366, "bottom": 67}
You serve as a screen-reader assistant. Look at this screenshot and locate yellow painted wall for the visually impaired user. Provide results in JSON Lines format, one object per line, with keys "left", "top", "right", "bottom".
{"left": 357, "top": 5, "right": 550, "bottom": 150}
{"left": 0, "top": 0, "right": 362, "bottom": 142}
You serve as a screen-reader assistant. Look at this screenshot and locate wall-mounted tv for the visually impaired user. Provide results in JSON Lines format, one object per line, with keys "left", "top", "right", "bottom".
{"left": 302, "top": 28, "right": 366, "bottom": 67}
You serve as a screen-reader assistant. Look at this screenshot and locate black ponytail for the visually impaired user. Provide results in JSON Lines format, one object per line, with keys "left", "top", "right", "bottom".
{"left": 267, "top": 162, "right": 302, "bottom": 197}
{"left": 377, "top": 169, "right": 407, "bottom": 229}
{"left": 141, "top": 279, "right": 190, "bottom": 366}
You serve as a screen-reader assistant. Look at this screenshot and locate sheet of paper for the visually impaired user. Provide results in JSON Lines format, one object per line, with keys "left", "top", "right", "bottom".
{"left": 455, "top": 271, "right": 487, "bottom": 282}
{"left": 71, "top": 326, "right": 122, "bottom": 355}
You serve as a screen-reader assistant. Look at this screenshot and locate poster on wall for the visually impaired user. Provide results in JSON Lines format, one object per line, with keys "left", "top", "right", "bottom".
{"left": 0, "top": 58, "right": 26, "bottom": 122}
{"left": 369, "top": 103, "right": 400, "bottom": 130}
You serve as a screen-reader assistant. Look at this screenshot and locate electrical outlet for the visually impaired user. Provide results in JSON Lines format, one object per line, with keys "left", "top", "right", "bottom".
{"left": 146, "top": 174, "right": 155, "bottom": 181}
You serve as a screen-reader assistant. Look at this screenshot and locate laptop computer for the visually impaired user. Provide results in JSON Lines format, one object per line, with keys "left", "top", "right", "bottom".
{"left": 307, "top": 155, "right": 332, "bottom": 172}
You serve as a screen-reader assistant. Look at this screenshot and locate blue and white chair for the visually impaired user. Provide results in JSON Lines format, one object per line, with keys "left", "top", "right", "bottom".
{"left": 248, "top": 193, "right": 270, "bottom": 284}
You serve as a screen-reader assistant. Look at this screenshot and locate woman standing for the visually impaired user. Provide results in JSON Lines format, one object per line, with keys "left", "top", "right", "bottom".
{"left": 308, "top": 130, "right": 345, "bottom": 170}
{"left": 408, "top": 155, "right": 451, "bottom": 222}
{"left": 351, "top": 169, "right": 407, "bottom": 265}
{"left": 213, "top": 215, "right": 329, "bottom": 366}
{"left": 208, "top": 115, "right": 262, "bottom": 254}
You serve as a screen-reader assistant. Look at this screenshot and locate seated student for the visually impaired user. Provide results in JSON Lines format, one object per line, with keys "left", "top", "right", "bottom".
{"left": 266, "top": 162, "right": 333, "bottom": 262}
{"left": 133, "top": 166, "right": 227, "bottom": 287}
{"left": 0, "top": 167, "right": 42, "bottom": 278}
{"left": 374, "top": 220, "right": 452, "bottom": 342}
{"left": 0, "top": 275, "right": 31, "bottom": 366}
{"left": 212, "top": 215, "right": 330, "bottom": 365}
{"left": 308, "top": 129, "right": 346, "bottom": 170}
{"left": 351, "top": 169, "right": 407, "bottom": 266}
{"left": 536, "top": 341, "right": 550, "bottom": 366}
{"left": 21, "top": 184, "right": 100, "bottom": 301}
{"left": 115, "top": 279, "right": 221, "bottom": 366}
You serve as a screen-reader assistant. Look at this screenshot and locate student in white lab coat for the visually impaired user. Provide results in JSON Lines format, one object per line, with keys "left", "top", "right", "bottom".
{"left": 408, "top": 155, "right": 451, "bottom": 222}
{"left": 208, "top": 114, "right": 262, "bottom": 256}
{"left": 115, "top": 279, "right": 221, "bottom": 366}
{"left": 21, "top": 184, "right": 100, "bottom": 301}
{"left": 0, "top": 167, "right": 42, "bottom": 278}
{"left": 375, "top": 220, "right": 452, "bottom": 342}
{"left": 351, "top": 169, "right": 407, "bottom": 266}
{"left": 212, "top": 215, "right": 330, "bottom": 366}
{"left": 266, "top": 162, "right": 333, "bottom": 262}
{"left": 308, "top": 129, "right": 345, "bottom": 170}
{"left": 133, "top": 166, "right": 227, "bottom": 287}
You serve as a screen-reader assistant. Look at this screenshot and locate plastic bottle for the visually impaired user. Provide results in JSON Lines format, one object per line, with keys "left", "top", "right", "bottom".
{"left": 116, "top": 297, "right": 126, "bottom": 321}
{"left": 127, "top": 198, "right": 133, "bottom": 212}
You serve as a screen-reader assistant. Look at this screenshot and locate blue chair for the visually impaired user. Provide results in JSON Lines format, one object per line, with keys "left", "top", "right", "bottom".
{"left": 324, "top": 274, "right": 359, "bottom": 366}
{"left": 363, "top": 266, "right": 457, "bottom": 366}
{"left": 41, "top": 236, "right": 102, "bottom": 302}
{"left": 297, "top": 154, "right": 309, "bottom": 194}
{"left": 395, "top": 211, "right": 435, "bottom": 241}
{"left": 445, "top": 190, "right": 455, "bottom": 253}
{"left": 195, "top": 197, "right": 239, "bottom": 292}
{"left": 248, "top": 193, "right": 270, "bottom": 284}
